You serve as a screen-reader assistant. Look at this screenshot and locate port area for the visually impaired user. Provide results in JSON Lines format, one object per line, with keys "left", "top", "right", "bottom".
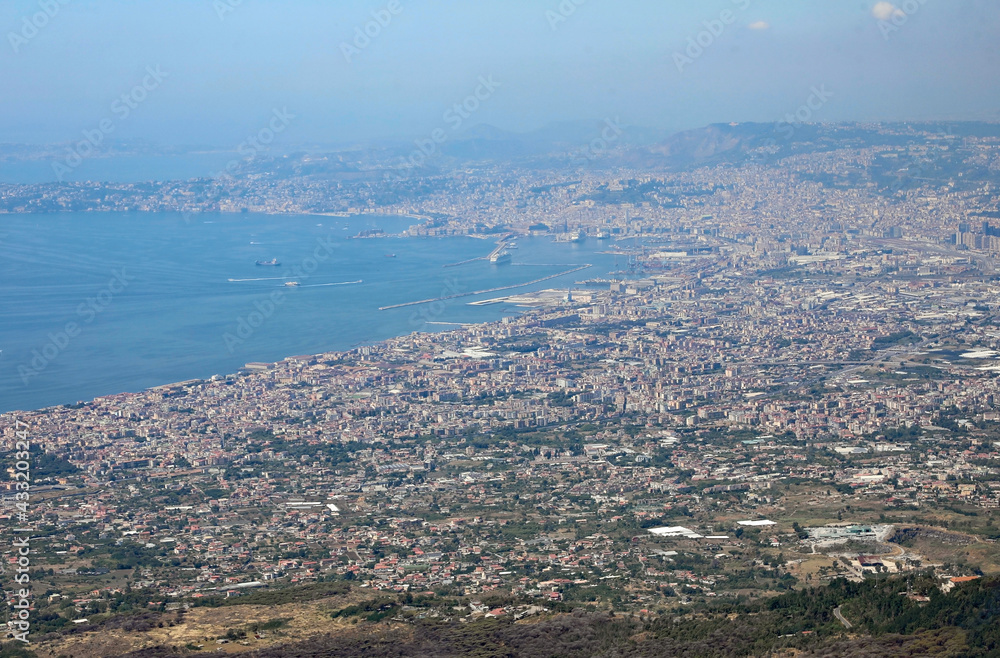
{"left": 443, "top": 234, "right": 514, "bottom": 268}
{"left": 470, "top": 288, "right": 594, "bottom": 307}
{"left": 378, "top": 265, "right": 591, "bottom": 310}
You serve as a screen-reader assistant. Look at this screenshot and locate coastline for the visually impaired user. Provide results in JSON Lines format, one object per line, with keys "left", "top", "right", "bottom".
{"left": 0, "top": 212, "right": 601, "bottom": 416}
{"left": 307, "top": 210, "right": 437, "bottom": 223}
{"left": 5, "top": 296, "right": 519, "bottom": 417}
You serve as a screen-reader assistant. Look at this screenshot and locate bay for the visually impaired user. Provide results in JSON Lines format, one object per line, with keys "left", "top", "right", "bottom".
{"left": 0, "top": 212, "right": 620, "bottom": 413}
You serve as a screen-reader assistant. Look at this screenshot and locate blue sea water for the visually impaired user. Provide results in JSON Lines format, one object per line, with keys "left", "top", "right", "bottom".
{"left": 0, "top": 212, "right": 620, "bottom": 413}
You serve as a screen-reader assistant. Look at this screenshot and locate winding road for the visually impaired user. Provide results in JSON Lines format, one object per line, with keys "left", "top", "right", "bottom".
{"left": 833, "top": 606, "right": 853, "bottom": 630}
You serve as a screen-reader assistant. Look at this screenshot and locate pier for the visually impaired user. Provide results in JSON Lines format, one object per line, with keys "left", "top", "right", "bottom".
{"left": 443, "top": 255, "right": 486, "bottom": 268}
{"left": 443, "top": 233, "right": 514, "bottom": 268}
{"left": 485, "top": 240, "right": 510, "bottom": 261}
{"left": 378, "top": 264, "right": 592, "bottom": 310}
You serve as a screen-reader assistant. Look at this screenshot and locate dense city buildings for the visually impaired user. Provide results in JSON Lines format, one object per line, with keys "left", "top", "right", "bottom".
{"left": 4, "top": 122, "right": 1000, "bottom": 656}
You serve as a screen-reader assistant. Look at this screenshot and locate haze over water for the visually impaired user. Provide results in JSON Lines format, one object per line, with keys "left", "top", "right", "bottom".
{"left": 0, "top": 212, "right": 618, "bottom": 413}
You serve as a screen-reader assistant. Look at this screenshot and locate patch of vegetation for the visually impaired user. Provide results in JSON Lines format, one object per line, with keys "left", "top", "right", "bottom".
{"left": 192, "top": 582, "right": 351, "bottom": 608}
{"left": 219, "top": 575, "right": 1000, "bottom": 657}
{"left": 331, "top": 597, "right": 400, "bottom": 622}
{"left": 872, "top": 330, "right": 917, "bottom": 349}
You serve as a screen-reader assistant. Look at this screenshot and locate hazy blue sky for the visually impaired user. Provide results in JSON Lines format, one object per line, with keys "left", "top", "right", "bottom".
{"left": 1, "top": 0, "right": 998, "bottom": 147}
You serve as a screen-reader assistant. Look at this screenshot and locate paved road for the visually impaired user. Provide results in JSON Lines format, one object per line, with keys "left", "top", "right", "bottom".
{"left": 826, "top": 337, "right": 937, "bottom": 387}
{"left": 833, "top": 606, "right": 853, "bottom": 630}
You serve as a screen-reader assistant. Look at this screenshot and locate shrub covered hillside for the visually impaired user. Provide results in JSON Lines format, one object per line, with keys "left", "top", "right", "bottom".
{"left": 87, "top": 574, "right": 1000, "bottom": 658}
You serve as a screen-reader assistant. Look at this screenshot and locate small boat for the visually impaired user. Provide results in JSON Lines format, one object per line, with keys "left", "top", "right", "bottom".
{"left": 385, "top": 254, "right": 397, "bottom": 258}
{"left": 256, "top": 258, "right": 281, "bottom": 266}
{"left": 284, "top": 281, "right": 300, "bottom": 287}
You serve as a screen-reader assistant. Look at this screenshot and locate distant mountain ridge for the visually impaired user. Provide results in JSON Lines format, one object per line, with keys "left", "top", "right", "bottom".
{"left": 375, "top": 119, "right": 1000, "bottom": 171}
{"left": 640, "top": 120, "right": 1000, "bottom": 170}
